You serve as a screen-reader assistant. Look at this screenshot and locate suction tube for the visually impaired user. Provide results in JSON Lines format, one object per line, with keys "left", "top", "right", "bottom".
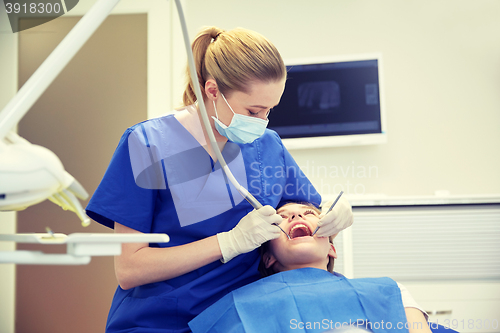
{"left": 174, "top": 0, "right": 263, "bottom": 210}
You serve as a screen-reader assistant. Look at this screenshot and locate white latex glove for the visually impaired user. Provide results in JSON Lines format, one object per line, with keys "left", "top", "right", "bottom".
{"left": 217, "top": 205, "right": 282, "bottom": 263}
{"left": 315, "top": 195, "right": 354, "bottom": 238}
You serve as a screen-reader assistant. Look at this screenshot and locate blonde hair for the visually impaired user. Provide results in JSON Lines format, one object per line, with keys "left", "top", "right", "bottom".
{"left": 182, "top": 26, "right": 286, "bottom": 106}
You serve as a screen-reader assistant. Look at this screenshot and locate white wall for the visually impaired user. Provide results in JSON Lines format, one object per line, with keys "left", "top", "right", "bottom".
{"left": 184, "top": 0, "right": 500, "bottom": 198}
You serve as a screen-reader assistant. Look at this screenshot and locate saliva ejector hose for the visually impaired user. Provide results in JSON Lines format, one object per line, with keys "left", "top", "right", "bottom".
{"left": 174, "top": 0, "right": 263, "bottom": 210}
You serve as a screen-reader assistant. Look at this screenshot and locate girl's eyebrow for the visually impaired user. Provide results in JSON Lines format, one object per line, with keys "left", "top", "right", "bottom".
{"left": 277, "top": 209, "right": 288, "bottom": 216}
{"left": 301, "top": 205, "right": 320, "bottom": 213}
{"left": 277, "top": 205, "right": 311, "bottom": 215}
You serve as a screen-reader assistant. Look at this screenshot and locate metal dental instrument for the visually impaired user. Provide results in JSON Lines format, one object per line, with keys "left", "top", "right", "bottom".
{"left": 311, "top": 191, "right": 344, "bottom": 237}
{"left": 274, "top": 224, "right": 291, "bottom": 240}
{"left": 174, "top": 0, "right": 263, "bottom": 210}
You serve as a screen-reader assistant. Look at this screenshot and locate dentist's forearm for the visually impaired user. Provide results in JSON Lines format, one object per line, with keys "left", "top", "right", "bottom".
{"left": 114, "top": 222, "right": 222, "bottom": 290}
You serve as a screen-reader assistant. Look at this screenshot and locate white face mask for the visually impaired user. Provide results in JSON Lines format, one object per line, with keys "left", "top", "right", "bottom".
{"left": 212, "top": 94, "right": 269, "bottom": 144}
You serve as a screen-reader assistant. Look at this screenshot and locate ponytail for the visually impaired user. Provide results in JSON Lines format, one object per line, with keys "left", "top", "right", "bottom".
{"left": 183, "top": 27, "right": 224, "bottom": 106}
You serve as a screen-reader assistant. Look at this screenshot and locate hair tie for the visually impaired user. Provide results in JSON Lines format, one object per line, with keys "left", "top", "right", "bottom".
{"left": 213, "top": 32, "right": 222, "bottom": 41}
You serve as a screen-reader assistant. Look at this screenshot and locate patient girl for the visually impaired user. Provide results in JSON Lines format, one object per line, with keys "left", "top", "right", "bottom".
{"left": 258, "top": 202, "right": 337, "bottom": 276}
{"left": 189, "top": 202, "right": 433, "bottom": 333}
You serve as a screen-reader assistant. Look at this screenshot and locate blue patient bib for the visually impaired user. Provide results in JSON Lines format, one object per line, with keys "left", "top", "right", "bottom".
{"left": 189, "top": 268, "right": 409, "bottom": 333}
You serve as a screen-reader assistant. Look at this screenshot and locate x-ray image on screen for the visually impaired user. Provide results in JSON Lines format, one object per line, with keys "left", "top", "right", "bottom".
{"left": 268, "top": 57, "right": 385, "bottom": 145}
{"left": 297, "top": 81, "right": 340, "bottom": 114}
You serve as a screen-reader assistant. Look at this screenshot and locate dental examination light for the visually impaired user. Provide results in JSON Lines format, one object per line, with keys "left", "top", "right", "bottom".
{"left": 0, "top": 0, "right": 169, "bottom": 265}
{"left": 174, "top": 0, "right": 263, "bottom": 210}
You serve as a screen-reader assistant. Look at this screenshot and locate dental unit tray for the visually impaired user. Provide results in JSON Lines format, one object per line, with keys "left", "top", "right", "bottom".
{"left": 0, "top": 233, "right": 169, "bottom": 265}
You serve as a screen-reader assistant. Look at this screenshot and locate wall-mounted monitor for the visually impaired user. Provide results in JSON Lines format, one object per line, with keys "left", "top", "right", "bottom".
{"left": 268, "top": 54, "right": 387, "bottom": 150}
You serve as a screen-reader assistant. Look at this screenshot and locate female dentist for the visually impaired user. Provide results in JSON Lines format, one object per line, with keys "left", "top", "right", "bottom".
{"left": 86, "top": 26, "right": 353, "bottom": 333}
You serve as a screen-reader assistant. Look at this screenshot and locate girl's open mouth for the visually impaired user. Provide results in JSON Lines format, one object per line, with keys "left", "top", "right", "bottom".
{"left": 289, "top": 223, "right": 312, "bottom": 239}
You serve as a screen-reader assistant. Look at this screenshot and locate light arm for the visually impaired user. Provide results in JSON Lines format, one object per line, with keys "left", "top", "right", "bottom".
{"left": 0, "top": 0, "right": 121, "bottom": 140}
{"left": 405, "top": 307, "right": 432, "bottom": 333}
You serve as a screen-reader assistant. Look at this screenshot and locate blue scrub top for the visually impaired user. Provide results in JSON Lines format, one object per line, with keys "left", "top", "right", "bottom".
{"left": 86, "top": 113, "right": 321, "bottom": 332}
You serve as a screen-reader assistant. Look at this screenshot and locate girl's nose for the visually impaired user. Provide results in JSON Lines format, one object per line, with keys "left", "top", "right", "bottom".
{"left": 289, "top": 213, "right": 303, "bottom": 222}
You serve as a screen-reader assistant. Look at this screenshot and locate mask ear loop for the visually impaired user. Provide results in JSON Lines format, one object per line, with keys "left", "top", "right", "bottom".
{"left": 220, "top": 93, "right": 236, "bottom": 114}
{"left": 212, "top": 100, "right": 219, "bottom": 119}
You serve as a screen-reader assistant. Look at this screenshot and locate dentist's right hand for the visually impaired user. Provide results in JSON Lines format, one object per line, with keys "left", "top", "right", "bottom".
{"left": 217, "top": 205, "right": 282, "bottom": 263}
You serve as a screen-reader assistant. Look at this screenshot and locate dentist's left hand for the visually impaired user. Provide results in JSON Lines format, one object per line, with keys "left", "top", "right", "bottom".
{"left": 217, "top": 205, "right": 282, "bottom": 263}
{"left": 315, "top": 196, "right": 354, "bottom": 238}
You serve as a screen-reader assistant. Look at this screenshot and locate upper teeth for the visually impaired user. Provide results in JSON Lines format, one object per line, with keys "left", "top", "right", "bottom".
{"left": 290, "top": 224, "right": 311, "bottom": 237}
